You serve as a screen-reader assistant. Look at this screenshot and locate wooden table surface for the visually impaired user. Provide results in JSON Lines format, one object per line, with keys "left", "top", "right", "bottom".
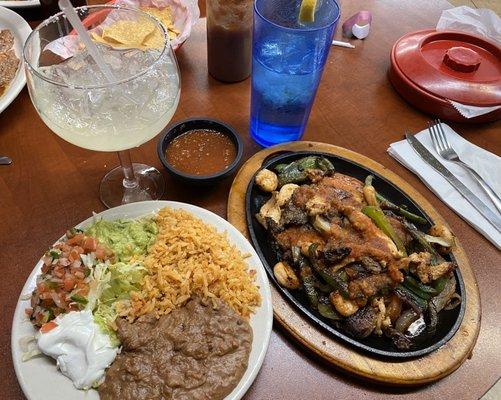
{"left": 2, "top": 0, "right": 500, "bottom": 399}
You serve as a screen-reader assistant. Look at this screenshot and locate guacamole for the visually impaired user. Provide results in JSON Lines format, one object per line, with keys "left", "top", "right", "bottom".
{"left": 85, "top": 217, "right": 158, "bottom": 262}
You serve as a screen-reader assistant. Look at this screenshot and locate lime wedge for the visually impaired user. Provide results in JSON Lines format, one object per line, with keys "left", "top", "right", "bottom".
{"left": 299, "top": 0, "right": 318, "bottom": 24}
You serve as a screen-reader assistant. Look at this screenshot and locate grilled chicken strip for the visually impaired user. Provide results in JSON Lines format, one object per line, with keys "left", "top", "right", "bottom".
{"left": 348, "top": 273, "right": 394, "bottom": 301}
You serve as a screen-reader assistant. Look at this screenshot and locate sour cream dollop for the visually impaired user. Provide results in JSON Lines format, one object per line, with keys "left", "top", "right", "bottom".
{"left": 37, "top": 310, "right": 118, "bottom": 390}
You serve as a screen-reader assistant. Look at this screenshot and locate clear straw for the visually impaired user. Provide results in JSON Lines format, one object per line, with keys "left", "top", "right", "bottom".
{"left": 58, "top": 0, "right": 116, "bottom": 82}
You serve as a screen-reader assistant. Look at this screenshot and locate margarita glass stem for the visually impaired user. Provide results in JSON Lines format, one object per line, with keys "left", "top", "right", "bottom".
{"left": 118, "top": 150, "right": 139, "bottom": 189}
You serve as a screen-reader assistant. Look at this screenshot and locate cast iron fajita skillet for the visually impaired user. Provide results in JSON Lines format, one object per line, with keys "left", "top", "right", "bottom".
{"left": 245, "top": 151, "right": 466, "bottom": 359}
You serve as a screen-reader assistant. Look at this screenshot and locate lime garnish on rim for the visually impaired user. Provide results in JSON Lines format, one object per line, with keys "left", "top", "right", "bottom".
{"left": 299, "top": 0, "right": 318, "bottom": 24}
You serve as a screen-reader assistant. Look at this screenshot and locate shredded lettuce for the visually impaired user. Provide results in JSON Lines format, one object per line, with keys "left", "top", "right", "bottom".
{"left": 85, "top": 263, "right": 111, "bottom": 312}
{"left": 80, "top": 217, "right": 155, "bottom": 345}
{"left": 94, "top": 304, "right": 120, "bottom": 346}
{"left": 88, "top": 262, "right": 146, "bottom": 346}
{"left": 20, "top": 335, "right": 42, "bottom": 361}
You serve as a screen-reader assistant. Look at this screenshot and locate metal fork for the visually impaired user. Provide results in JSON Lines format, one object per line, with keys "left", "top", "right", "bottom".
{"left": 428, "top": 119, "right": 501, "bottom": 214}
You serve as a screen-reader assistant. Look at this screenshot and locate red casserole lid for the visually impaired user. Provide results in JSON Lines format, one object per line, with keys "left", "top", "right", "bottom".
{"left": 389, "top": 29, "right": 501, "bottom": 123}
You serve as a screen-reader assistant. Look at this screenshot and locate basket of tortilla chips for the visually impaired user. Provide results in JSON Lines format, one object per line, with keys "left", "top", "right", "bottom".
{"left": 43, "top": 0, "right": 198, "bottom": 62}
{"left": 106, "top": 0, "right": 199, "bottom": 50}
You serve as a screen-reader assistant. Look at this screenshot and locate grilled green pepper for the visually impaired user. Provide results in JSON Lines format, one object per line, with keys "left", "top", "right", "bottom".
{"left": 400, "top": 219, "right": 443, "bottom": 265}
{"left": 300, "top": 264, "right": 319, "bottom": 310}
{"left": 395, "top": 284, "right": 428, "bottom": 312}
{"left": 362, "top": 205, "right": 407, "bottom": 256}
{"left": 276, "top": 156, "right": 335, "bottom": 187}
{"left": 403, "top": 275, "right": 437, "bottom": 300}
{"left": 318, "top": 298, "right": 342, "bottom": 320}
{"left": 432, "top": 276, "right": 449, "bottom": 293}
{"left": 375, "top": 193, "right": 428, "bottom": 225}
{"left": 316, "top": 157, "right": 335, "bottom": 173}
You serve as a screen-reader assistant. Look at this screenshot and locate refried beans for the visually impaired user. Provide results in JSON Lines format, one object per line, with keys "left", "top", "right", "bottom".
{"left": 98, "top": 296, "right": 252, "bottom": 400}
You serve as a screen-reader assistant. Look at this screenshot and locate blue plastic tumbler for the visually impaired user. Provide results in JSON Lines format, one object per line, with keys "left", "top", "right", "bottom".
{"left": 250, "top": 0, "right": 340, "bottom": 147}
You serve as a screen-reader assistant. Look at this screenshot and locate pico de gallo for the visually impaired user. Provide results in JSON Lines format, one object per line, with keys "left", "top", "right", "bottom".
{"left": 26, "top": 229, "right": 113, "bottom": 327}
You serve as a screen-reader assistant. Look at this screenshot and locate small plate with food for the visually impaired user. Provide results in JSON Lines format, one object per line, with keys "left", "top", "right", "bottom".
{"left": 12, "top": 201, "right": 272, "bottom": 400}
{"left": 0, "top": 6, "right": 31, "bottom": 113}
{"left": 246, "top": 151, "right": 465, "bottom": 358}
{"left": 0, "top": 0, "right": 40, "bottom": 9}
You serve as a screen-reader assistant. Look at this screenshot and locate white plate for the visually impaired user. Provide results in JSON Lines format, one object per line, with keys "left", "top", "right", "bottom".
{"left": 0, "top": 6, "right": 31, "bottom": 113}
{"left": 0, "top": 0, "right": 40, "bottom": 9}
{"left": 12, "top": 201, "right": 273, "bottom": 400}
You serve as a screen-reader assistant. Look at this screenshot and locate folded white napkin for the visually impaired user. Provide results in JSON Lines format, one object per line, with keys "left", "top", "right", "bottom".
{"left": 388, "top": 123, "right": 501, "bottom": 249}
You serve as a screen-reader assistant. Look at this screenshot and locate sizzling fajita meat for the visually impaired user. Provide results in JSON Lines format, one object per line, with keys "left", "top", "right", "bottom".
{"left": 255, "top": 156, "right": 459, "bottom": 350}
{"left": 275, "top": 226, "right": 325, "bottom": 254}
{"left": 276, "top": 174, "right": 398, "bottom": 263}
{"left": 292, "top": 173, "right": 366, "bottom": 210}
{"left": 348, "top": 273, "right": 394, "bottom": 301}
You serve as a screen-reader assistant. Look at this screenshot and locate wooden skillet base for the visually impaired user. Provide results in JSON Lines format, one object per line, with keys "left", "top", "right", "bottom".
{"left": 227, "top": 141, "right": 481, "bottom": 386}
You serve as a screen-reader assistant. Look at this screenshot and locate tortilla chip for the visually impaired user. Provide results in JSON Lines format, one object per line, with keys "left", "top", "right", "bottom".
{"left": 102, "top": 18, "right": 155, "bottom": 47}
{"left": 141, "top": 29, "right": 163, "bottom": 49}
{"left": 90, "top": 9, "right": 176, "bottom": 50}
{"left": 140, "top": 6, "right": 180, "bottom": 39}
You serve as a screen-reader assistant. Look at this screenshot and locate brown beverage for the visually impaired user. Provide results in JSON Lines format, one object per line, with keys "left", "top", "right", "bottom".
{"left": 206, "top": 0, "right": 253, "bottom": 83}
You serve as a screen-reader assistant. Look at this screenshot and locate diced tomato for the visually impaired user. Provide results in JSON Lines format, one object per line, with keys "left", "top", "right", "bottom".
{"left": 40, "top": 321, "right": 58, "bottom": 333}
{"left": 68, "top": 249, "right": 81, "bottom": 262}
{"left": 58, "top": 292, "right": 68, "bottom": 308}
{"left": 27, "top": 233, "right": 109, "bottom": 328}
{"left": 53, "top": 267, "right": 65, "bottom": 279}
{"left": 67, "top": 233, "right": 84, "bottom": 246}
{"left": 63, "top": 276, "right": 76, "bottom": 291}
{"left": 83, "top": 237, "right": 98, "bottom": 252}
{"left": 61, "top": 243, "right": 72, "bottom": 253}
{"left": 75, "top": 283, "right": 89, "bottom": 296}
{"left": 74, "top": 271, "right": 85, "bottom": 280}
{"left": 95, "top": 247, "right": 106, "bottom": 260}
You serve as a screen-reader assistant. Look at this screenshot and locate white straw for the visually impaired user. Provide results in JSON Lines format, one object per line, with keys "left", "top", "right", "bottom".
{"left": 58, "top": 0, "right": 116, "bottom": 82}
{"left": 332, "top": 40, "right": 355, "bottom": 49}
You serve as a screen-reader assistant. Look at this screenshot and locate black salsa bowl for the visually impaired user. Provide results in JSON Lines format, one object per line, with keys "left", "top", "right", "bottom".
{"left": 245, "top": 151, "right": 466, "bottom": 359}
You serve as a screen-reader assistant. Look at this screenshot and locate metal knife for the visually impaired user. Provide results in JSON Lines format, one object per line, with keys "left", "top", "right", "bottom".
{"left": 0, "top": 156, "right": 12, "bottom": 165}
{"left": 405, "top": 133, "right": 501, "bottom": 233}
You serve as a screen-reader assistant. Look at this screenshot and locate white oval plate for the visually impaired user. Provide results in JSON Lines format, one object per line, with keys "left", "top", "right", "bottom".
{"left": 12, "top": 201, "right": 273, "bottom": 400}
{"left": 0, "top": 0, "right": 40, "bottom": 9}
{"left": 0, "top": 6, "right": 32, "bottom": 114}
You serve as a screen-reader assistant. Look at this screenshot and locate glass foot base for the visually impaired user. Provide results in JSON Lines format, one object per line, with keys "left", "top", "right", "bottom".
{"left": 99, "top": 163, "right": 165, "bottom": 208}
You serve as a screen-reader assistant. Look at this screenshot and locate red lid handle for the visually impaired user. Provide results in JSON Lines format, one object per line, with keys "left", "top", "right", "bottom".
{"left": 443, "top": 47, "right": 482, "bottom": 72}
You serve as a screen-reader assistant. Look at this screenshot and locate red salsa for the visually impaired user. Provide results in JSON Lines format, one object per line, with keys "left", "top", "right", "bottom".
{"left": 165, "top": 129, "right": 237, "bottom": 176}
